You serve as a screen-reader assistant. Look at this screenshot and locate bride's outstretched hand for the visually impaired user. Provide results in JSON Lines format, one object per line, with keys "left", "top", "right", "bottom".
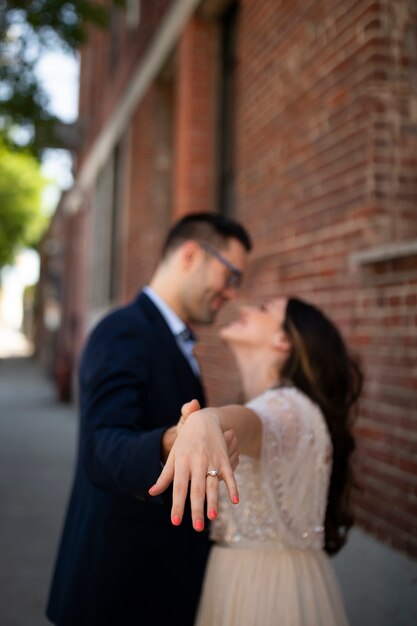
{"left": 148, "top": 403, "right": 239, "bottom": 532}
{"left": 178, "top": 400, "right": 239, "bottom": 471}
{"left": 179, "top": 399, "right": 240, "bottom": 471}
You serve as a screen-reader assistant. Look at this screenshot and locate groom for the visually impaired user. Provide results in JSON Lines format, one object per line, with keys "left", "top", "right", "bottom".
{"left": 46, "top": 212, "right": 252, "bottom": 626}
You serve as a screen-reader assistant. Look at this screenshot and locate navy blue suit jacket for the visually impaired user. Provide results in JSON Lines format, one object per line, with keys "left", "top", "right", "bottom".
{"left": 46, "top": 292, "right": 210, "bottom": 625}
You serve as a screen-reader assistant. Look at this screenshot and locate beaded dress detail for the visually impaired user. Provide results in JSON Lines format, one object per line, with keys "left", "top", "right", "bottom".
{"left": 196, "top": 386, "right": 350, "bottom": 626}
{"left": 211, "top": 386, "right": 331, "bottom": 548}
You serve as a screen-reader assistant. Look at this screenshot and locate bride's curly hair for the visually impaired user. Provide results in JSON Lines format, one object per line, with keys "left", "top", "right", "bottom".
{"left": 281, "top": 297, "right": 363, "bottom": 555}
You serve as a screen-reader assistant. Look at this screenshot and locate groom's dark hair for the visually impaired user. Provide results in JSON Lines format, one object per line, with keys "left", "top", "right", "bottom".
{"left": 161, "top": 212, "right": 252, "bottom": 258}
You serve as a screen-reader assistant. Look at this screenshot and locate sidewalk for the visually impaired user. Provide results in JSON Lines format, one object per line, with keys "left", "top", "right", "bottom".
{"left": 0, "top": 355, "right": 77, "bottom": 626}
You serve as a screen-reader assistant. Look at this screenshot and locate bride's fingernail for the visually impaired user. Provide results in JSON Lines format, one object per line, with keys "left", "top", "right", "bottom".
{"left": 148, "top": 485, "right": 156, "bottom": 493}
{"left": 232, "top": 495, "right": 239, "bottom": 504}
{"left": 208, "top": 509, "right": 217, "bottom": 519}
{"left": 172, "top": 515, "right": 181, "bottom": 526}
{"left": 194, "top": 519, "right": 204, "bottom": 531}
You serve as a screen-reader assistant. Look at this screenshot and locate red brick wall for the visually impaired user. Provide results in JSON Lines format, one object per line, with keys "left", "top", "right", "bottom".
{"left": 223, "top": 0, "right": 417, "bottom": 557}
{"left": 173, "top": 17, "right": 220, "bottom": 218}
{"left": 54, "top": 0, "right": 417, "bottom": 558}
{"left": 352, "top": 254, "right": 417, "bottom": 556}
{"left": 121, "top": 0, "right": 417, "bottom": 557}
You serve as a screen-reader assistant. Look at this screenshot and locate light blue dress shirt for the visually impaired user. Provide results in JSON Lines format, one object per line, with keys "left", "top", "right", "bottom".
{"left": 143, "top": 286, "right": 201, "bottom": 376}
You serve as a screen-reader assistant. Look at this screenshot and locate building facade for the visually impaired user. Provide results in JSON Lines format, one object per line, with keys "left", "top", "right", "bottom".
{"left": 38, "top": 0, "right": 417, "bottom": 571}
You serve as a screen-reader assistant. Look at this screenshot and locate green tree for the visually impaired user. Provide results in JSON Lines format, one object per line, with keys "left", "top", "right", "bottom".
{"left": 0, "top": 138, "right": 47, "bottom": 270}
{"left": 0, "top": 0, "right": 124, "bottom": 156}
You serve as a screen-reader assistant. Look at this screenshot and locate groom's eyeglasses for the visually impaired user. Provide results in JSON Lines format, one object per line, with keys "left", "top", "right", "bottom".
{"left": 199, "top": 242, "right": 243, "bottom": 290}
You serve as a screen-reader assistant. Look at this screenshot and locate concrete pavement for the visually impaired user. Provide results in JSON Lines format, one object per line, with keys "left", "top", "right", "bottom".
{"left": 0, "top": 355, "right": 77, "bottom": 626}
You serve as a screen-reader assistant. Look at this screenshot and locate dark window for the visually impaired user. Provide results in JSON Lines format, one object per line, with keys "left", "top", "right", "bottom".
{"left": 109, "top": 7, "right": 122, "bottom": 71}
{"left": 218, "top": 2, "right": 238, "bottom": 217}
{"left": 109, "top": 142, "right": 124, "bottom": 302}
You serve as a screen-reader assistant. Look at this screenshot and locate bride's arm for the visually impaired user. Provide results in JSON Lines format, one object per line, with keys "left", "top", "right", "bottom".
{"left": 177, "top": 399, "right": 262, "bottom": 458}
{"left": 148, "top": 403, "right": 262, "bottom": 531}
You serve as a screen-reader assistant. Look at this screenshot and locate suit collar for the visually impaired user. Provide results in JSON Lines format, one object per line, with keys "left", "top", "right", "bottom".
{"left": 134, "top": 291, "right": 206, "bottom": 404}
{"left": 142, "top": 286, "right": 188, "bottom": 338}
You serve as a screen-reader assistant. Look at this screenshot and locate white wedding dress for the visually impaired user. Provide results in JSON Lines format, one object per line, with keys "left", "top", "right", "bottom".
{"left": 195, "top": 386, "right": 349, "bottom": 626}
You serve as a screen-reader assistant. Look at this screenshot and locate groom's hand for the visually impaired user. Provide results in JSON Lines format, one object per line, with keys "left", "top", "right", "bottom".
{"left": 178, "top": 399, "right": 201, "bottom": 434}
{"left": 161, "top": 426, "right": 177, "bottom": 463}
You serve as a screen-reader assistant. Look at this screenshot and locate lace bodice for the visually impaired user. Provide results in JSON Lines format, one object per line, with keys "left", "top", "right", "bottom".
{"left": 211, "top": 387, "right": 332, "bottom": 550}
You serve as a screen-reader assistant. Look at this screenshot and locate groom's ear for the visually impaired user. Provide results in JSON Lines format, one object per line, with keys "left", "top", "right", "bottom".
{"left": 181, "top": 240, "right": 201, "bottom": 268}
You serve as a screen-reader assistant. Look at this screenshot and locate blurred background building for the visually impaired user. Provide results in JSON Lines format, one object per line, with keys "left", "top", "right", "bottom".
{"left": 35, "top": 0, "right": 417, "bottom": 572}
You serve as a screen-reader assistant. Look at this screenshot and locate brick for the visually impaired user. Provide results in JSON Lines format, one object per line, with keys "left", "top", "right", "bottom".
{"left": 38, "top": 0, "right": 417, "bottom": 562}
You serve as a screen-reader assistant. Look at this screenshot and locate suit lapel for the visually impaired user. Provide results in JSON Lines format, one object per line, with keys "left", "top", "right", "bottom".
{"left": 135, "top": 292, "right": 206, "bottom": 406}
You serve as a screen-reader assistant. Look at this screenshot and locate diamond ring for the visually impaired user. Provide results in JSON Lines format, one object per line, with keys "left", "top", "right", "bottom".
{"left": 207, "top": 468, "right": 219, "bottom": 477}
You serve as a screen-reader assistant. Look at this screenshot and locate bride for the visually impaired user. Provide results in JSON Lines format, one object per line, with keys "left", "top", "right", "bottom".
{"left": 150, "top": 296, "right": 362, "bottom": 625}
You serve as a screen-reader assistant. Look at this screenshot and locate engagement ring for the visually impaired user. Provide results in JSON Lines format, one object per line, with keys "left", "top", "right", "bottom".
{"left": 207, "top": 468, "right": 219, "bottom": 477}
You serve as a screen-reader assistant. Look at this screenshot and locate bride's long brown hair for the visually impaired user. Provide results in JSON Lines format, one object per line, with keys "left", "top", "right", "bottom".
{"left": 281, "top": 297, "right": 363, "bottom": 555}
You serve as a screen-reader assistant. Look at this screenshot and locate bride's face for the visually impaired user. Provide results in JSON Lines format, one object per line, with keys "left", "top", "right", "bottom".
{"left": 220, "top": 298, "right": 288, "bottom": 350}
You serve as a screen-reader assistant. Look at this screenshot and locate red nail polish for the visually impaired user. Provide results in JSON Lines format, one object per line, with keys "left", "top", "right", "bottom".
{"left": 172, "top": 515, "right": 181, "bottom": 526}
{"left": 232, "top": 495, "right": 239, "bottom": 504}
{"left": 208, "top": 509, "right": 217, "bottom": 519}
{"left": 194, "top": 520, "right": 204, "bottom": 531}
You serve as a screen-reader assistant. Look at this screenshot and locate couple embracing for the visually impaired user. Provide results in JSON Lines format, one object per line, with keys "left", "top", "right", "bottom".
{"left": 47, "top": 212, "right": 361, "bottom": 626}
